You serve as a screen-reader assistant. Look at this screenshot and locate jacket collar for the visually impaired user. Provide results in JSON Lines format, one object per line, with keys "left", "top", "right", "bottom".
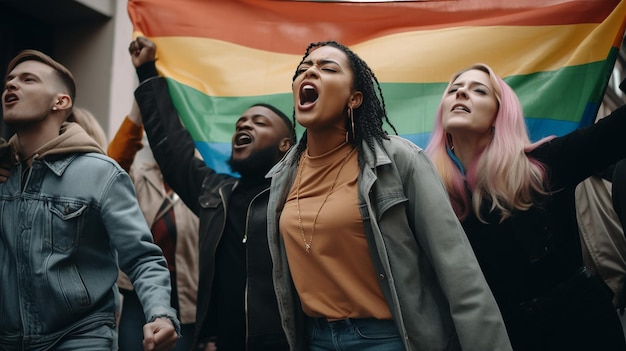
{"left": 41, "top": 154, "right": 80, "bottom": 177}
{"left": 267, "top": 137, "right": 394, "bottom": 179}
{"left": 360, "top": 137, "right": 392, "bottom": 170}
{"left": 266, "top": 146, "right": 298, "bottom": 179}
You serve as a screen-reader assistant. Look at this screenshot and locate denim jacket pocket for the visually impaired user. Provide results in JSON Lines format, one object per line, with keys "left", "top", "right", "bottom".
{"left": 48, "top": 201, "right": 87, "bottom": 252}
{"left": 58, "top": 262, "right": 92, "bottom": 315}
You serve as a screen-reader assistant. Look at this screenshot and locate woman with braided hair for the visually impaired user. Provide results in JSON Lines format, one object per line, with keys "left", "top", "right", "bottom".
{"left": 265, "top": 41, "right": 512, "bottom": 351}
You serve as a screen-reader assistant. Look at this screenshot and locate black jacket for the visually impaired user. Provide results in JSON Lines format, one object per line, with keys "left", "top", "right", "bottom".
{"left": 613, "top": 158, "right": 626, "bottom": 228}
{"left": 461, "top": 105, "right": 626, "bottom": 350}
{"left": 134, "top": 62, "right": 287, "bottom": 349}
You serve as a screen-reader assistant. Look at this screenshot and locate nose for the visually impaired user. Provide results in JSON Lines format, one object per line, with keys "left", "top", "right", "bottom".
{"left": 237, "top": 118, "right": 254, "bottom": 131}
{"left": 455, "top": 85, "right": 468, "bottom": 98}
{"left": 303, "top": 65, "right": 320, "bottom": 79}
{"left": 5, "top": 78, "right": 17, "bottom": 92}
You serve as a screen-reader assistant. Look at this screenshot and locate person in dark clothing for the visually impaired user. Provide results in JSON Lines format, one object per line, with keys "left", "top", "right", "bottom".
{"left": 128, "top": 36, "right": 295, "bottom": 351}
{"left": 608, "top": 78, "right": 626, "bottom": 334}
{"left": 612, "top": 78, "right": 626, "bottom": 230}
{"left": 425, "top": 63, "right": 626, "bottom": 350}
{"left": 614, "top": 164, "right": 626, "bottom": 226}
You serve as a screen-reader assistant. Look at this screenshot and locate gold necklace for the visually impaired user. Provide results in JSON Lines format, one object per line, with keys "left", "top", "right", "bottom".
{"left": 295, "top": 145, "right": 355, "bottom": 253}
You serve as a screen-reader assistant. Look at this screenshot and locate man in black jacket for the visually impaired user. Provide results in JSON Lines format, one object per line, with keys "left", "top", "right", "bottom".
{"left": 129, "top": 36, "right": 295, "bottom": 351}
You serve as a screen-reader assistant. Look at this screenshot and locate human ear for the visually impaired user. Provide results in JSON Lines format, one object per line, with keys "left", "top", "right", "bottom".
{"left": 279, "top": 137, "right": 292, "bottom": 153}
{"left": 53, "top": 94, "right": 72, "bottom": 111}
{"left": 349, "top": 91, "right": 363, "bottom": 109}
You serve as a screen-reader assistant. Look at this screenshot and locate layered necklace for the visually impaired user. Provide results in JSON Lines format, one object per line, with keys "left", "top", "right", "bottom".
{"left": 295, "top": 142, "right": 356, "bottom": 253}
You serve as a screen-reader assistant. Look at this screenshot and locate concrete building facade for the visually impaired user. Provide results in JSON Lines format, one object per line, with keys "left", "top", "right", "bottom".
{"left": 0, "top": 0, "right": 134, "bottom": 139}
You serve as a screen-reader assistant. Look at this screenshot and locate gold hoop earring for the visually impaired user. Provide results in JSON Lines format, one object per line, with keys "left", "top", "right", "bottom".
{"left": 347, "top": 105, "right": 355, "bottom": 143}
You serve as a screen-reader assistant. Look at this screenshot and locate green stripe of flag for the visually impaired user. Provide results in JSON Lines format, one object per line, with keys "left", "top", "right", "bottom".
{"left": 167, "top": 58, "right": 612, "bottom": 145}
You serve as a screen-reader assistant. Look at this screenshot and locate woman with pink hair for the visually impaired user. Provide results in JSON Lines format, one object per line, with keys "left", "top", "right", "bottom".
{"left": 426, "top": 63, "right": 626, "bottom": 350}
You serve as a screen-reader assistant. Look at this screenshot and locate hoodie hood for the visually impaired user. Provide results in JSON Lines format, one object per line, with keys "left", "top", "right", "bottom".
{"left": 9, "top": 122, "right": 105, "bottom": 162}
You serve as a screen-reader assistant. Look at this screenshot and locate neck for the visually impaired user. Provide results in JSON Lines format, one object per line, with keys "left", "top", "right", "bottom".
{"left": 305, "top": 128, "right": 347, "bottom": 157}
{"left": 13, "top": 118, "right": 61, "bottom": 166}
{"left": 449, "top": 133, "right": 491, "bottom": 170}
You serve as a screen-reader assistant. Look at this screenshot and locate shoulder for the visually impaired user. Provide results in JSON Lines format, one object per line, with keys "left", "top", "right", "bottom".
{"left": 384, "top": 135, "right": 423, "bottom": 152}
{"left": 41, "top": 153, "right": 134, "bottom": 200}
{"left": 377, "top": 136, "right": 428, "bottom": 166}
{"left": 74, "top": 153, "right": 126, "bottom": 171}
{"left": 201, "top": 170, "right": 238, "bottom": 189}
{"left": 267, "top": 146, "right": 299, "bottom": 179}
{"left": 59, "top": 153, "right": 128, "bottom": 182}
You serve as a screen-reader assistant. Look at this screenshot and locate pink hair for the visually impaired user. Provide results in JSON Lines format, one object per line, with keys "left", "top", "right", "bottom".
{"left": 426, "top": 64, "right": 550, "bottom": 222}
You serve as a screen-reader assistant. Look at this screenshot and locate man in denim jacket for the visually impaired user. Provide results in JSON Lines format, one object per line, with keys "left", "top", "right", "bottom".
{"left": 0, "top": 50, "right": 179, "bottom": 350}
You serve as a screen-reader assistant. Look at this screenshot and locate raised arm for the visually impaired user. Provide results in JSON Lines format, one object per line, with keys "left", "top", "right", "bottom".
{"left": 129, "top": 37, "right": 223, "bottom": 215}
{"left": 531, "top": 104, "right": 626, "bottom": 189}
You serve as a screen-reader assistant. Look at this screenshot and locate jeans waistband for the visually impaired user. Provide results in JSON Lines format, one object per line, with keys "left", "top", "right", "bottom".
{"left": 308, "top": 317, "right": 395, "bottom": 331}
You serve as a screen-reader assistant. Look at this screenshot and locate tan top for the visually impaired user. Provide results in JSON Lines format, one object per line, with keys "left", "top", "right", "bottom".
{"left": 280, "top": 142, "right": 391, "bottom": 320}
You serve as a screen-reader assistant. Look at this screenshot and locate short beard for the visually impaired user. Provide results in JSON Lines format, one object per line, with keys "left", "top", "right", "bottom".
{"left": 227, "top": 144, "right": 283, "bottom": 178}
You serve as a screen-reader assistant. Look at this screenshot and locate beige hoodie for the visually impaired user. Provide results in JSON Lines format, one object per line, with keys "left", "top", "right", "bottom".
{"left": 0, "top": 122, "right": 105, "bottom": 164}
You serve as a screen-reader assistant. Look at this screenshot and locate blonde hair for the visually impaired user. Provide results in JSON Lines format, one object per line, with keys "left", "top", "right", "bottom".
{"left": 426, "top": 63, "right": 549, "bottom": 222}
{"left": 67, "top": 107, "right": 108, "bottom": 149}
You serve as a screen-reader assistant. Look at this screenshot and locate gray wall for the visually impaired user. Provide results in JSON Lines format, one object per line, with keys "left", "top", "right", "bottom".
{"left": 0, "top": 0, "right": 134, "bottom": 140}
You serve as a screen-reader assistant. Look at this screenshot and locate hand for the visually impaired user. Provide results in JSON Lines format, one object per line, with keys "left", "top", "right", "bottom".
{"left": 142, "top": 317, "right": 178, "bottom": 351}
{"left": 0, "top": 158, "right": 12, "bottom": 183}
{"left": 204, "top": 341, "right": 217, "bottom": 351}
{"left": 0, "top": 146, "right": 15, "bottom": 183}
{"left": 129, "top": 36, "right": 157, "bottom": 68}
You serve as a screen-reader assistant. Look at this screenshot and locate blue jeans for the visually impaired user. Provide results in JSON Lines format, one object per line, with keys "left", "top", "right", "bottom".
{"left": 306, "top": 317, "right": 404, "bottom": 351}
{"left": 0, "top": 315, "right": 117, "bottom": 351}
{"left": 53, "top": 324, "right": 116, "bottom": 351}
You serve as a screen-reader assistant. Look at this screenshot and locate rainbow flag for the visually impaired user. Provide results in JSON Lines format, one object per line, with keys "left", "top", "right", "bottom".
{"left": 128, "top": 0, "right": 626, "bottom": 175}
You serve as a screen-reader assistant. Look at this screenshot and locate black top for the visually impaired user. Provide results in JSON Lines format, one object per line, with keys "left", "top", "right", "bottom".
{"left": 208, "top": 177, "right": 269, "bottom": 350}
{"left": 461, "top": 105, "right": 626, "bottom": 349}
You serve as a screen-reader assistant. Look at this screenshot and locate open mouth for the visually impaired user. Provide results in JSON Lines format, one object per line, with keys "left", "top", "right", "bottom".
{"left": 234, "top": 132, "right": 252, "bottom": 146}
{"left": 4, "top": 93, "right": 18, "bottom": 104}
{"left": 451, "top": 104, "right": 470, "bottom": 112}
{"left": 299, "top": 84, "right": 318, "bottom": 106}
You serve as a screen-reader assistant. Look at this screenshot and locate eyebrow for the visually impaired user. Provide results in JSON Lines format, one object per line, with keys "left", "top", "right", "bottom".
{"left": 451, "top": 81, "right": 491, "bottom": 91}
{"left": 300, "top": 58, "right": 340, "bottom": 66}
{"left": 236, "top": 114, "right": 270, "bottom": 123}
{"left": 5, "top": 71, "right": 39, "bottom": 82}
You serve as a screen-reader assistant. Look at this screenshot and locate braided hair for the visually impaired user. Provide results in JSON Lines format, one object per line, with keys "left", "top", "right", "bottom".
{"left": 291, "top": 41, "right": 398, "bottom": 156}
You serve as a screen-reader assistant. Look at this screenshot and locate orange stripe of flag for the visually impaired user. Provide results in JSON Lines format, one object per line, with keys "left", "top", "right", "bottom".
{"left": 128, "top": 0, "right": 620, "bottom": 55}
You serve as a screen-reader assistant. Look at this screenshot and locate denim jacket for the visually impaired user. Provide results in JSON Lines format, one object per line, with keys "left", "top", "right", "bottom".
{"left": 0, "top": 123, "right": 178, "bottom": 350}
{"left": 266, "top": 135, "right": 512, "bottom": 351}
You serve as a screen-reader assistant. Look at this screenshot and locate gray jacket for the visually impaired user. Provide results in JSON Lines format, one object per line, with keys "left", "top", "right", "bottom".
{"left": 266, "top": 135, "right": 512, "bottom": 351}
